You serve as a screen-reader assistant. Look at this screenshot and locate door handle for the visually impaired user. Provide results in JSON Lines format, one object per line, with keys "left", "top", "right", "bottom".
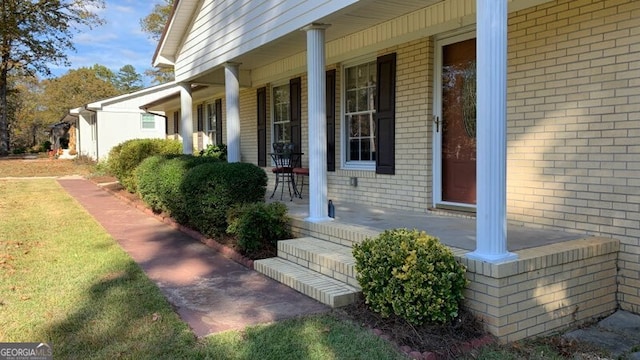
{"left": 433, "top": 115, "right": 440, "bottom": 132}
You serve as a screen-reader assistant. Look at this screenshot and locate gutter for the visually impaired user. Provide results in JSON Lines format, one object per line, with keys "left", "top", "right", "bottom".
{"left": 141, "top": 108, "right": 169, "bottom": 136}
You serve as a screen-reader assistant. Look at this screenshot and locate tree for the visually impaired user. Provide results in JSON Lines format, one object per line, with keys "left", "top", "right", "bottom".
{"left": 115, "top": 65, "right": 143, "bottom": 93}
{"left": 7, "top": 74, "right": 45, "bottom": 150}
{"left": 0, "top": 0, "right": 105, "bottom": 155}
{"left": 91, "top": 64, "right": 117, "bottom": 84}
{"left": 39, "top": 66, "right": 120, "bottom": 125}
{"left": 140, "top": 0, "right": 175, "bottom": 85}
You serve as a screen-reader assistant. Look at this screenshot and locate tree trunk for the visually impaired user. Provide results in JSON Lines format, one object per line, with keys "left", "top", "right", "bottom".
{"left": 0, "top": 63, "right": 9, "bottom": 155}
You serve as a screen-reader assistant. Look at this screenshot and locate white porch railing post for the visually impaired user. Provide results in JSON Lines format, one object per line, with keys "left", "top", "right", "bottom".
{"left": 225, "top": 62, "right": 241, "bottom": 163}
{"left": 303, "top": 23, "right": 332, "bottom": 223}
{"left": 178, "top": 82, "right": 193, "bottom": 154}
{"left": 467, "top": 0, "right": 517, "bottom": 263}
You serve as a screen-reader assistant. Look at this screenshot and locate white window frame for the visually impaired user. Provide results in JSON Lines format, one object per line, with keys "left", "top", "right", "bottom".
{"left": 205, "top": 101, "right": 217, "bottom": 145}
{"left": 271, "top": 81, "right": 291, "bottom": 145}
{"left": 341, "top": 57, "right": 377, "bottom": 171}
{"left": 140, "top": 113, "right": 156, "bottom": 131}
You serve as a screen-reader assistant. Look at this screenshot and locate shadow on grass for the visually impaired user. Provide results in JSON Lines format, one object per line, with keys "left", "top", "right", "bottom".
{"left": 42, "top": 258, "right": 404, "bottom": 360}
{"left": 44, "top": 260, "right": 200, "bottom": 359}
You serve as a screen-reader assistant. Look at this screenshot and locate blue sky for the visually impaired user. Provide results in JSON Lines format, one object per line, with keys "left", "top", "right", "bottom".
{"left": 50, "top": 0, "right": 165, "bottom": 86}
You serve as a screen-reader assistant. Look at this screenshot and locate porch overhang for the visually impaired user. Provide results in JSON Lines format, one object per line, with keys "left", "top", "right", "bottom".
{"left": 160, "top": 0, "right": 553, "bottom": 84}
{"left": 138, "top": 84, "right": 224, "bottom": 112}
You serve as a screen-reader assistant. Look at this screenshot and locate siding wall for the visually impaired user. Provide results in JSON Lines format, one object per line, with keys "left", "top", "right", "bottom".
{"left": 175, "top": 0, "right": 357, "bottom": 82}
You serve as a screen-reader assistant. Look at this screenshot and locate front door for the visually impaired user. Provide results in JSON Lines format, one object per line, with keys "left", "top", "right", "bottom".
{"left": 434, "top": 34, "right": 477, "bottom": 206}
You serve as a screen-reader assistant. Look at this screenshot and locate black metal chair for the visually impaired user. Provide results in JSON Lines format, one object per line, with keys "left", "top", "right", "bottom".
{"left": 270, "top": 143, "right": 301, "bottom": 201}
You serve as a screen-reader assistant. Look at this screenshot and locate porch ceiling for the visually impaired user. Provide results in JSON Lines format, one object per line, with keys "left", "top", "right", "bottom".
{"left": 244, "top": 0, "right": 442, "bottom": 70}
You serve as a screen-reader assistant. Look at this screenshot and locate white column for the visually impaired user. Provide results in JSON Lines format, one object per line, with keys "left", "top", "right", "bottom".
{"left": 179, "top": 82, "right": 193, "bottom": 154}
{"left": 225, "top": 63, "right": 241, "bottom": 163}
{"left": 303, "top": 24, "right": 331, "bottom": 223}
{"left": 467, "top": 0, "right": 517, "bottom": 263}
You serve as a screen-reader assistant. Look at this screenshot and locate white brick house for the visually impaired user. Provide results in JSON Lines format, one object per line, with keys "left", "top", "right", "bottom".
{"left": 151, "top": 0, "right": 640, "bottom": 341}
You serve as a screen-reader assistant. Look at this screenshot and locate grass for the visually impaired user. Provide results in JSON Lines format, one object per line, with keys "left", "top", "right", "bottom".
{"left": 0, "top": 156, "right": 97, "bottom": 177}
{"left": 0, "top": 178, "right": 406, "bottom": 360}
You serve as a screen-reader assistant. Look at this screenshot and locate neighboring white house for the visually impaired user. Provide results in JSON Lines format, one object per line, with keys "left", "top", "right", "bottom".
{"left": 151, "top": 0, "right": 640, "bottom": 341}
{"left": 70, "top": 82, "right": 181, "bottom": 160}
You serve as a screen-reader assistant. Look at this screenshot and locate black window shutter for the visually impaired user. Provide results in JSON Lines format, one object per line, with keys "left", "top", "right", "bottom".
{"left": 196, "top": 104, "right": 204, "bottom": 132}
{"left": 174, "top": 111, "right": 179, "bottom": 133}
{"left": 215, "top": 99, "right": 223, "bottom": 145}
{"left": 289, "top": 77, "right": 302, "bottom": 152}
{"left": 326, "top": 69, "right": 336, "bottom": 172}
{"left": 375, "top": 53, "right": 396, "bottom": 175}
{"left": 257, "top": 87, "right": 267, "bottom": 167}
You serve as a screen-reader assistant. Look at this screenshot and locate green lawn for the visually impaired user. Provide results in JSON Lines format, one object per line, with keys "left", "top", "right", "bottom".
{"left": 0, "top": 179, "right": 406, "bottom": 360}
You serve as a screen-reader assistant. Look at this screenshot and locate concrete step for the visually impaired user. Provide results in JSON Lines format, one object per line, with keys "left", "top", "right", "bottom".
{"left": 289, "top": 217, "right": 380, "bottom": 248}
{"left": 277, "top": 237, "right": 360, "bottom": 290}
{"left": 254, "top": 257, "right": 360, "bottom": 307}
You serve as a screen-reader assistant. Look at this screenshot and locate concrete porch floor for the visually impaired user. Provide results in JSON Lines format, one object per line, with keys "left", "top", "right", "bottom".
{"left": 269, "top": 196, "right": 586, "bottom": 252}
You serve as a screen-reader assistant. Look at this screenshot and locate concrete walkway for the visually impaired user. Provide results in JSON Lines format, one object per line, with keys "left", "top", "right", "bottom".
{"left": 57, "top": 177, "right": 329, "bottom": 337}
{"left": 564, "top": 310, "right": 640, "bottom": 359}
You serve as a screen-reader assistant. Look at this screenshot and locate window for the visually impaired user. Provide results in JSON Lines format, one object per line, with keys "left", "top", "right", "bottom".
{"left": 206, "top": 102, "right": 217, "bottom": 144}
{"left": 342, "top": 54, "right": 396, "bottom": 174}
{"left": 344, "top": 61, "right": 377, "bottom": 164}
{"left": 272, "top": 84, "right": 290, "bottom": 143}
{"left": 141, "top": 113, "right": 155, "bottom": 130}
{"left": 173, "top": 111, "right": 179, "bottom": 134}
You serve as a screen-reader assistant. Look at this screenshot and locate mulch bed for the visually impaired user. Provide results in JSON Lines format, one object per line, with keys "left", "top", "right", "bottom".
{"left": 334, "top": 299, "right": 490, "bottom": 359}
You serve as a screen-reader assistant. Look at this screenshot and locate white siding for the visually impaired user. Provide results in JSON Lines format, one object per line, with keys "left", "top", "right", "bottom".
{"left": 174, "top": 0, "right": 357, "bottom": 81}
{"left": 95, "top": 111, "right": 166, "bottom": 160}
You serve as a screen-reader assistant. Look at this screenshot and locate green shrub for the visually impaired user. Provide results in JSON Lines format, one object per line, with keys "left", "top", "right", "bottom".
{"left": 199, "top": 143, "right": 227, "bottom": 161}
{"left": 181, "top": 162, "right": 267, "bottom": 237}
{"left": 41, "top": 140, "right": 52, "bottom": 152}
{"left": 352, "top": 228, "right": 468, "bottom": 325}
{"left": 107, "top": 138, "right": 182, "bottom": 192}
{"left": 135, "top": 154, "right": 223, "bottom": 222}
{"left": 227, "top": 202, "right": 291, "bottom": 254}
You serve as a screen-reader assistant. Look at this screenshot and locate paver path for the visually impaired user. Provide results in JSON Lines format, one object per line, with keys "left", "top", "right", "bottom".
{"left": 58, "top": 177, "right": 329, "bottom": 337}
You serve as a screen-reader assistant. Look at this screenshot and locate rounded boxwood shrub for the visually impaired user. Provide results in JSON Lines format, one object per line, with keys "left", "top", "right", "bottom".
{"left": 227, "top": 202, "right": 291, "bottom": 254}
{"left": 352, "top": 228, "right": 468, "bottom": 325}
{"left": 107, "top": 138, "right": 182, "bottom": 192}
{"left": 181, "top": 162, "right": 268, "bottom": 237}
{"left": 136, "top": 154, "right": 224, "bottom": 222}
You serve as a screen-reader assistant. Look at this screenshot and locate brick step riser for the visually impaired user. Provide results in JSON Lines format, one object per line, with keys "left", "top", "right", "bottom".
{"left": 289, "top": 218, "right": 380, "bottom": 248}
{"left": 277, "top": 238, "right": 361, "bottom": 290}
{"left": 254, "top": 257, "right": 360, "bottom": 307}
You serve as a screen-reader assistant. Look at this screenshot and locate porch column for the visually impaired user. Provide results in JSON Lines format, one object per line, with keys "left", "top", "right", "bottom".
{"left": 225, "top": 62, "right": 241, "bottom": 163}
{"left": 303, "top": 24, "right": 331, "bottom": 222}
{"left": 179, "top": 82, "right": 193, "bottom": 154}
{"left": 467, "top": 0, "right": 517, "bottom": 263}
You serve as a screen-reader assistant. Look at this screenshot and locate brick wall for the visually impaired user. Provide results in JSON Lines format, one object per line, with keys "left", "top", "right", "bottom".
{"left": 328, "top": 39, "right": 434, "bottom": 212}
{"left": 506, "top": 0, "right": 640, "bottom": 311}
{"left": 459, "top": 237, "right": 619, "bottom": 342}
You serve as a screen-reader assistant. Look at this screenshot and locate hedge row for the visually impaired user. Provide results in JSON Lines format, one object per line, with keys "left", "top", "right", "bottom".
{"left": 107, "top": 138, "right": 182, "bottom": 192}
{"left": 135, "top": 155, "right": 224, "bottom": 223}
{"left": 135, "top": 154, "right": 268, "bottom": 238}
